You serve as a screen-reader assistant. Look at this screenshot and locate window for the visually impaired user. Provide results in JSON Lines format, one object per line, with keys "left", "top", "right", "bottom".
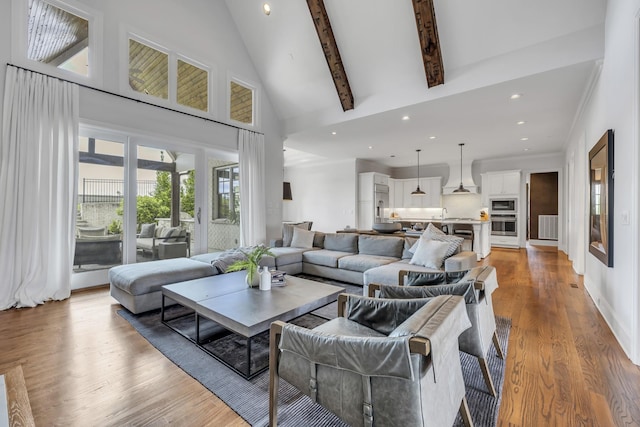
{"left": 214, "top": 165, "right": 239, "bottom": 221}
{"left": 128, "top": 38, "right": 168, "bottom": 99}
{"left": 177, "top": 59, "right": 208, "bottom": 112}
{"left": 25, "top": 0, "right": 92, "bottom": 78}
{"left": 230, "top": 80, "right": 254, "bottom": 124}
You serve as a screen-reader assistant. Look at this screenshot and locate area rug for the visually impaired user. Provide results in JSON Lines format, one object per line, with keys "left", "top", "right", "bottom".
{"left": 118, "top": 279, "right": 510, "bottom": 426}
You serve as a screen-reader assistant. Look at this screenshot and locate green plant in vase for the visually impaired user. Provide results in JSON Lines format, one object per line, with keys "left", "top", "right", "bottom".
{"left": 226, "top": 245, "right": 275, "bottom": 287}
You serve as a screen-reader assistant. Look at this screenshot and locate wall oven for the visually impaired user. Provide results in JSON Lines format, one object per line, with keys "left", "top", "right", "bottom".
{"left": 490, "top": 198, "right": 517, "bottom": 214}
{"left": 491, "top": 214, "right": 517, "bottom": 236}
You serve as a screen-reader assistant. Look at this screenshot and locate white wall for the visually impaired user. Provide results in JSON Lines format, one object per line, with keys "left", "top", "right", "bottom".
{"left": 283, "top": 159, "right": 358, "bottom": 233}
{"left": 0, "top": 0, "right": 285, "bottom": 244}
{"left": 564, "top": 0, "right": 640, "bottom": 364}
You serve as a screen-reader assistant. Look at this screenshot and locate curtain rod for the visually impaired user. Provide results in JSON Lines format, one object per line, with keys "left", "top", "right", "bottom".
{"left": 6, "top": 63, "right": 264, "bottom": 136}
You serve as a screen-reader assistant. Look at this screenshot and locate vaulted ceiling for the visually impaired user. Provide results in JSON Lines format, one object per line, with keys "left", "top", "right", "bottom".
{"left": 226, "top": 0, "right": 606, "bottom": 168}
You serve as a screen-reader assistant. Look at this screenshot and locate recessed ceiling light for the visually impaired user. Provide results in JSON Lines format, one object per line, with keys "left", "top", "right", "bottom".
{"left": 263, "top": 3, "right": 271, "bottom": 15}
{"left": 331, "top": 131, "right": 337, "bottom": 135}
{"left": 524, "top": 148, "right": 530, "bottom": 151}
{"left": 429, "top": 136, "right": 436, "bottom": 140}
{"left": 520, "top": 137, "right": 529, "bottom": 141}
{"left": 368, "top": 146, "right": 373, "bottom": 150}
{"left": 517, "top": 121, "right": 526, "bottom": 125}
{"left": 402, "top": 116, "right": 410, "bottom": 121}
{"left": 510, "top": 93, "right": 522, "bottom": 100}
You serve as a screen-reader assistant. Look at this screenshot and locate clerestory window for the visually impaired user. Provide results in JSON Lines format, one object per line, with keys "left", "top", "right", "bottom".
{"left": 21, "top": 0, "right": 100, "bottom": 80}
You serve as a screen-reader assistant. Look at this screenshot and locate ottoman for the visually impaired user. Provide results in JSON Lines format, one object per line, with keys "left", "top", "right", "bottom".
{"left": 109, "top": 258, "right": 216, "bottom": 314}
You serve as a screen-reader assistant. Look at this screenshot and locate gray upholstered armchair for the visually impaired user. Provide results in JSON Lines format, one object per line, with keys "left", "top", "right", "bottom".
{"left": 269, "top": 293, "right": 473, "bottom": 427}
{"left": 369, "top": 265, "right": 504, "bottom": 397}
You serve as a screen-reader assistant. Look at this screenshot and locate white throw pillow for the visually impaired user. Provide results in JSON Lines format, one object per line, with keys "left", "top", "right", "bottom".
{"left": 290, "top": 227, "right": 315, "bottom": 249}
{"left": 409, "top": 238, "right": 451, "bottom": 269}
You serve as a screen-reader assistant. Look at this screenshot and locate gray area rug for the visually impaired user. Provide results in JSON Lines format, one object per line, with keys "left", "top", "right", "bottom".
{"left": 118, "top": 276, "right": 510, "bottom": 426}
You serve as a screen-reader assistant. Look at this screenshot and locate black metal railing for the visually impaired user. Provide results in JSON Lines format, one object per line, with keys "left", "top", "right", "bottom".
{"left": 80, "top": 179, "right": 156, "bottom": 203}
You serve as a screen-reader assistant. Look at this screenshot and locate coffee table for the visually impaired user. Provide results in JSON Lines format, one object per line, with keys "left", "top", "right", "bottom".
{"left": 161, "top": 271, "right": 345, "bottom": 378}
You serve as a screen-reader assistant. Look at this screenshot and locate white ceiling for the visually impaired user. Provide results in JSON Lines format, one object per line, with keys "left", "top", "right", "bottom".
{"left": 225, "top": 0, "right": 606, "bottom": 168}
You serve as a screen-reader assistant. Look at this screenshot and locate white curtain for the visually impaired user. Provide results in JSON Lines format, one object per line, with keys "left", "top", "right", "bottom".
{"left": 0, "top": 66, "right": 79, "bottom": 310}
{"left": 238, "top": 129, "right": 266, "bottom": 246}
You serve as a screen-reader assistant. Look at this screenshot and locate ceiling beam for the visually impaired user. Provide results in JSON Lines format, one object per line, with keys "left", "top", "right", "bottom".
{"left": 411, "top": 0, "right": 444, "bottom": 87}
{"left": 306, "top": 0, "right": 354, "bottom": 111}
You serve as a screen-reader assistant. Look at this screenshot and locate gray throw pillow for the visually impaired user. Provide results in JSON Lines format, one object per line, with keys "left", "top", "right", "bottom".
{"left": 290, "top": 228, "right": 315, "bottom": 248}
{"left": 139, "top": 223, "right": 156, "bottom": 238}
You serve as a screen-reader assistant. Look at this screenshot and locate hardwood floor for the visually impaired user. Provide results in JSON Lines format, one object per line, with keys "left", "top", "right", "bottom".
{"left": 0, "top": 246, "right": 638, "bottom": 426}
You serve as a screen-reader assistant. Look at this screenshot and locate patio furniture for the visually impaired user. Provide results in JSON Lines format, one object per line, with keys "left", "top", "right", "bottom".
{"left": 136, "top": 225, "right": 190, "bottom": 259}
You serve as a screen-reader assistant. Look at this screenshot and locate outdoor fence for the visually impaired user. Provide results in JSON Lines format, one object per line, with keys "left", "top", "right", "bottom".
{"left": 80, "top": 179, "right": 156, "bottom": 203}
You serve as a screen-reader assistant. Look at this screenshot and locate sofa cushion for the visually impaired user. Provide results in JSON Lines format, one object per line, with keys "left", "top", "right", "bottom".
{"left": 323, "top": 233, "right": 358, "bottom": 253}
{"left": 338, "top": 254, "right": 398, "bottom": 273}
{"left": 402, "top": 237, "right": 420, "bottom": 259}
{"left": 358, "top": 235, "right": 404, "bottom": 258}
{"left": 290, "top": 228, "right": 315, "bottom": 248}
{"left": 282, "top": 222, "right": 312, "bottom": 246}
{"left": 163, "top": 226, "right": 185, "bottom": 242}
{"left": 269, "top": 246, "right": 310, "bottom": 266}
{"left": 135, "top": 237, "right": 154, "bottom": 251}
{"left": 303, "top": 249, "right": 352, "bottom": 268}
{"left": 109, "top": 258, "right": 215, "bottom": 296}
{"left": 410, "top": 238, "right": 451, "bottom": 269}
{"left": 363, "top": 260, "right": 444, "bottom": 287}
{"left": 139, "top": 223, "right": 156, "bottom": 238}
{"left": 313, "top": 231, "right": 326, "bottom": 248}
{"left": 77, "top": 226, "right": 106, "bottom": 237}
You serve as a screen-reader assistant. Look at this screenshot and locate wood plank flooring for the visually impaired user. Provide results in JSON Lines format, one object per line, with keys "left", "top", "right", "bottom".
{"left": 0, "top": 245, "right": 638, "bottom": 426}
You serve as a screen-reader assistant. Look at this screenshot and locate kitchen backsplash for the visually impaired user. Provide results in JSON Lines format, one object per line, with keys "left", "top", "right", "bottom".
{"left": 386, "top": 194, "right": 487, "bottom": 220}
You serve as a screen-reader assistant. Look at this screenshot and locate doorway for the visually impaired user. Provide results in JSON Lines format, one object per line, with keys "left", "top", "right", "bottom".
{"left": 528, "top": 172, "right": 559, "bottom": 246}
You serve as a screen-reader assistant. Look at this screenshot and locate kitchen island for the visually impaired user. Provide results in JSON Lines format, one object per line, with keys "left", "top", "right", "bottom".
{"left": 391, "top": 218, "right": 490, "bottom": 261}
{"left": 342, "top": 218, "right": 491, "bottom": 261}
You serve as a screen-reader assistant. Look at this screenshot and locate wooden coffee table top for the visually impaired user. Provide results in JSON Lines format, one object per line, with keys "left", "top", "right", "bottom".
{"left": 162, "top": 271, "right": 345, "bottom": 337}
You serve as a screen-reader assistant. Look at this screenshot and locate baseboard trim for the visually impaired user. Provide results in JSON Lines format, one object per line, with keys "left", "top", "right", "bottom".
{"left": 528, "top": 239, "right": 558, "bottom": 247}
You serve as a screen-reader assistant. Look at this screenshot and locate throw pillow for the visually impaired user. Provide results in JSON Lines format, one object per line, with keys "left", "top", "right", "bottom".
{"left": 163, "top": 226, "right": 183, "bottom": 242}
{"left": 290, "top": 228, "right": 315, "bottom": 249}
{"left": 422, "top": 225, "right": 464, "bottom": 258}
{"left": 282, "top": 222, "right": 311, "bottom": 246}
{"left": 139, "top": 223, "right": 156, "bottom": 238}
{"left": 425, "top": 222, "right": 446, "bottom": 236}
{"left": 409, "top": 239, "right": 451, "bottom": 269}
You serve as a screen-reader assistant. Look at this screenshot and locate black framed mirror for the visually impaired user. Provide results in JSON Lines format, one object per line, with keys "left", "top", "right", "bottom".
{"left": 588, "top": 129, "right": 614, "bottom": 267}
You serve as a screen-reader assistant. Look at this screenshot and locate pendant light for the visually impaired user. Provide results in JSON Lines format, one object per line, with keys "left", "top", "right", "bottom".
{"left": 411, "top": 149, "right": 426, "bottom": 195}
{"left": 453, "top": 143, "right": 470, "bottom": 193}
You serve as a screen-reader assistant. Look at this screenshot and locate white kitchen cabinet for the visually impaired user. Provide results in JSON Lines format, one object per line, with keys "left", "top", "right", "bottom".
{"left": 399, "top": 177, "right": 441, "bottom": 208}
{"left": 422, "top": 177, "right": 441, "bottom": 208}
{"left": 374, "top": 174, "right": 389, "bottom": 185}
{"left": 393, "top": 180, "right": 404, "bottom": 210}
{"left": 485, "top": 171, "right": 521, "bottom": 197}
{"left": 491, "top": 234, "right": 519, "bottom": 248}
{"left": 403, "top": 179, "right": 422, "bottom": 208}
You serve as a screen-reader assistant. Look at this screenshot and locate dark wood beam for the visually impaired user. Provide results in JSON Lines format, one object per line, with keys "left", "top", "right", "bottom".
{"left": 306, "top": 0, "right": 354, "bottom": 111}
{"left": 411, "top": 0, "right": 444, "bottom": 87}
{"left": 79, "top": 152, "right": 175, "bottom": 172}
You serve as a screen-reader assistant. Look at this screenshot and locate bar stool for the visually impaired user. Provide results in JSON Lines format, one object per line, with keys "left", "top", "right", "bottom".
{"left": 453, "top": 224, "right": 474, "bottom": 252}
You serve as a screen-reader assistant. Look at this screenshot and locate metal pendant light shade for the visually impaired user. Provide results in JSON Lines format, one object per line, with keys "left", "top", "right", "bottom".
{"left": 453, "top": 143, "right": 470, "bottom": 193}
{"left": 411, "top": 149, "right": 426, "bottom": 195}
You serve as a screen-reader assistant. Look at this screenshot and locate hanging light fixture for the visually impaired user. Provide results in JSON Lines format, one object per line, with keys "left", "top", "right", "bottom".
{"left": 453, "top": 143, "right": 470, "bottom": 193}
{"left": 411, "top": 149, "right": 426, "bottom": 195}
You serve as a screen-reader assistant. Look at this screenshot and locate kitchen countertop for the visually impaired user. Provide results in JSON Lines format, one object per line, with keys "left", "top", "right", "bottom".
{"left": 390, "top": 218, "right": 488, "bottom": 225}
